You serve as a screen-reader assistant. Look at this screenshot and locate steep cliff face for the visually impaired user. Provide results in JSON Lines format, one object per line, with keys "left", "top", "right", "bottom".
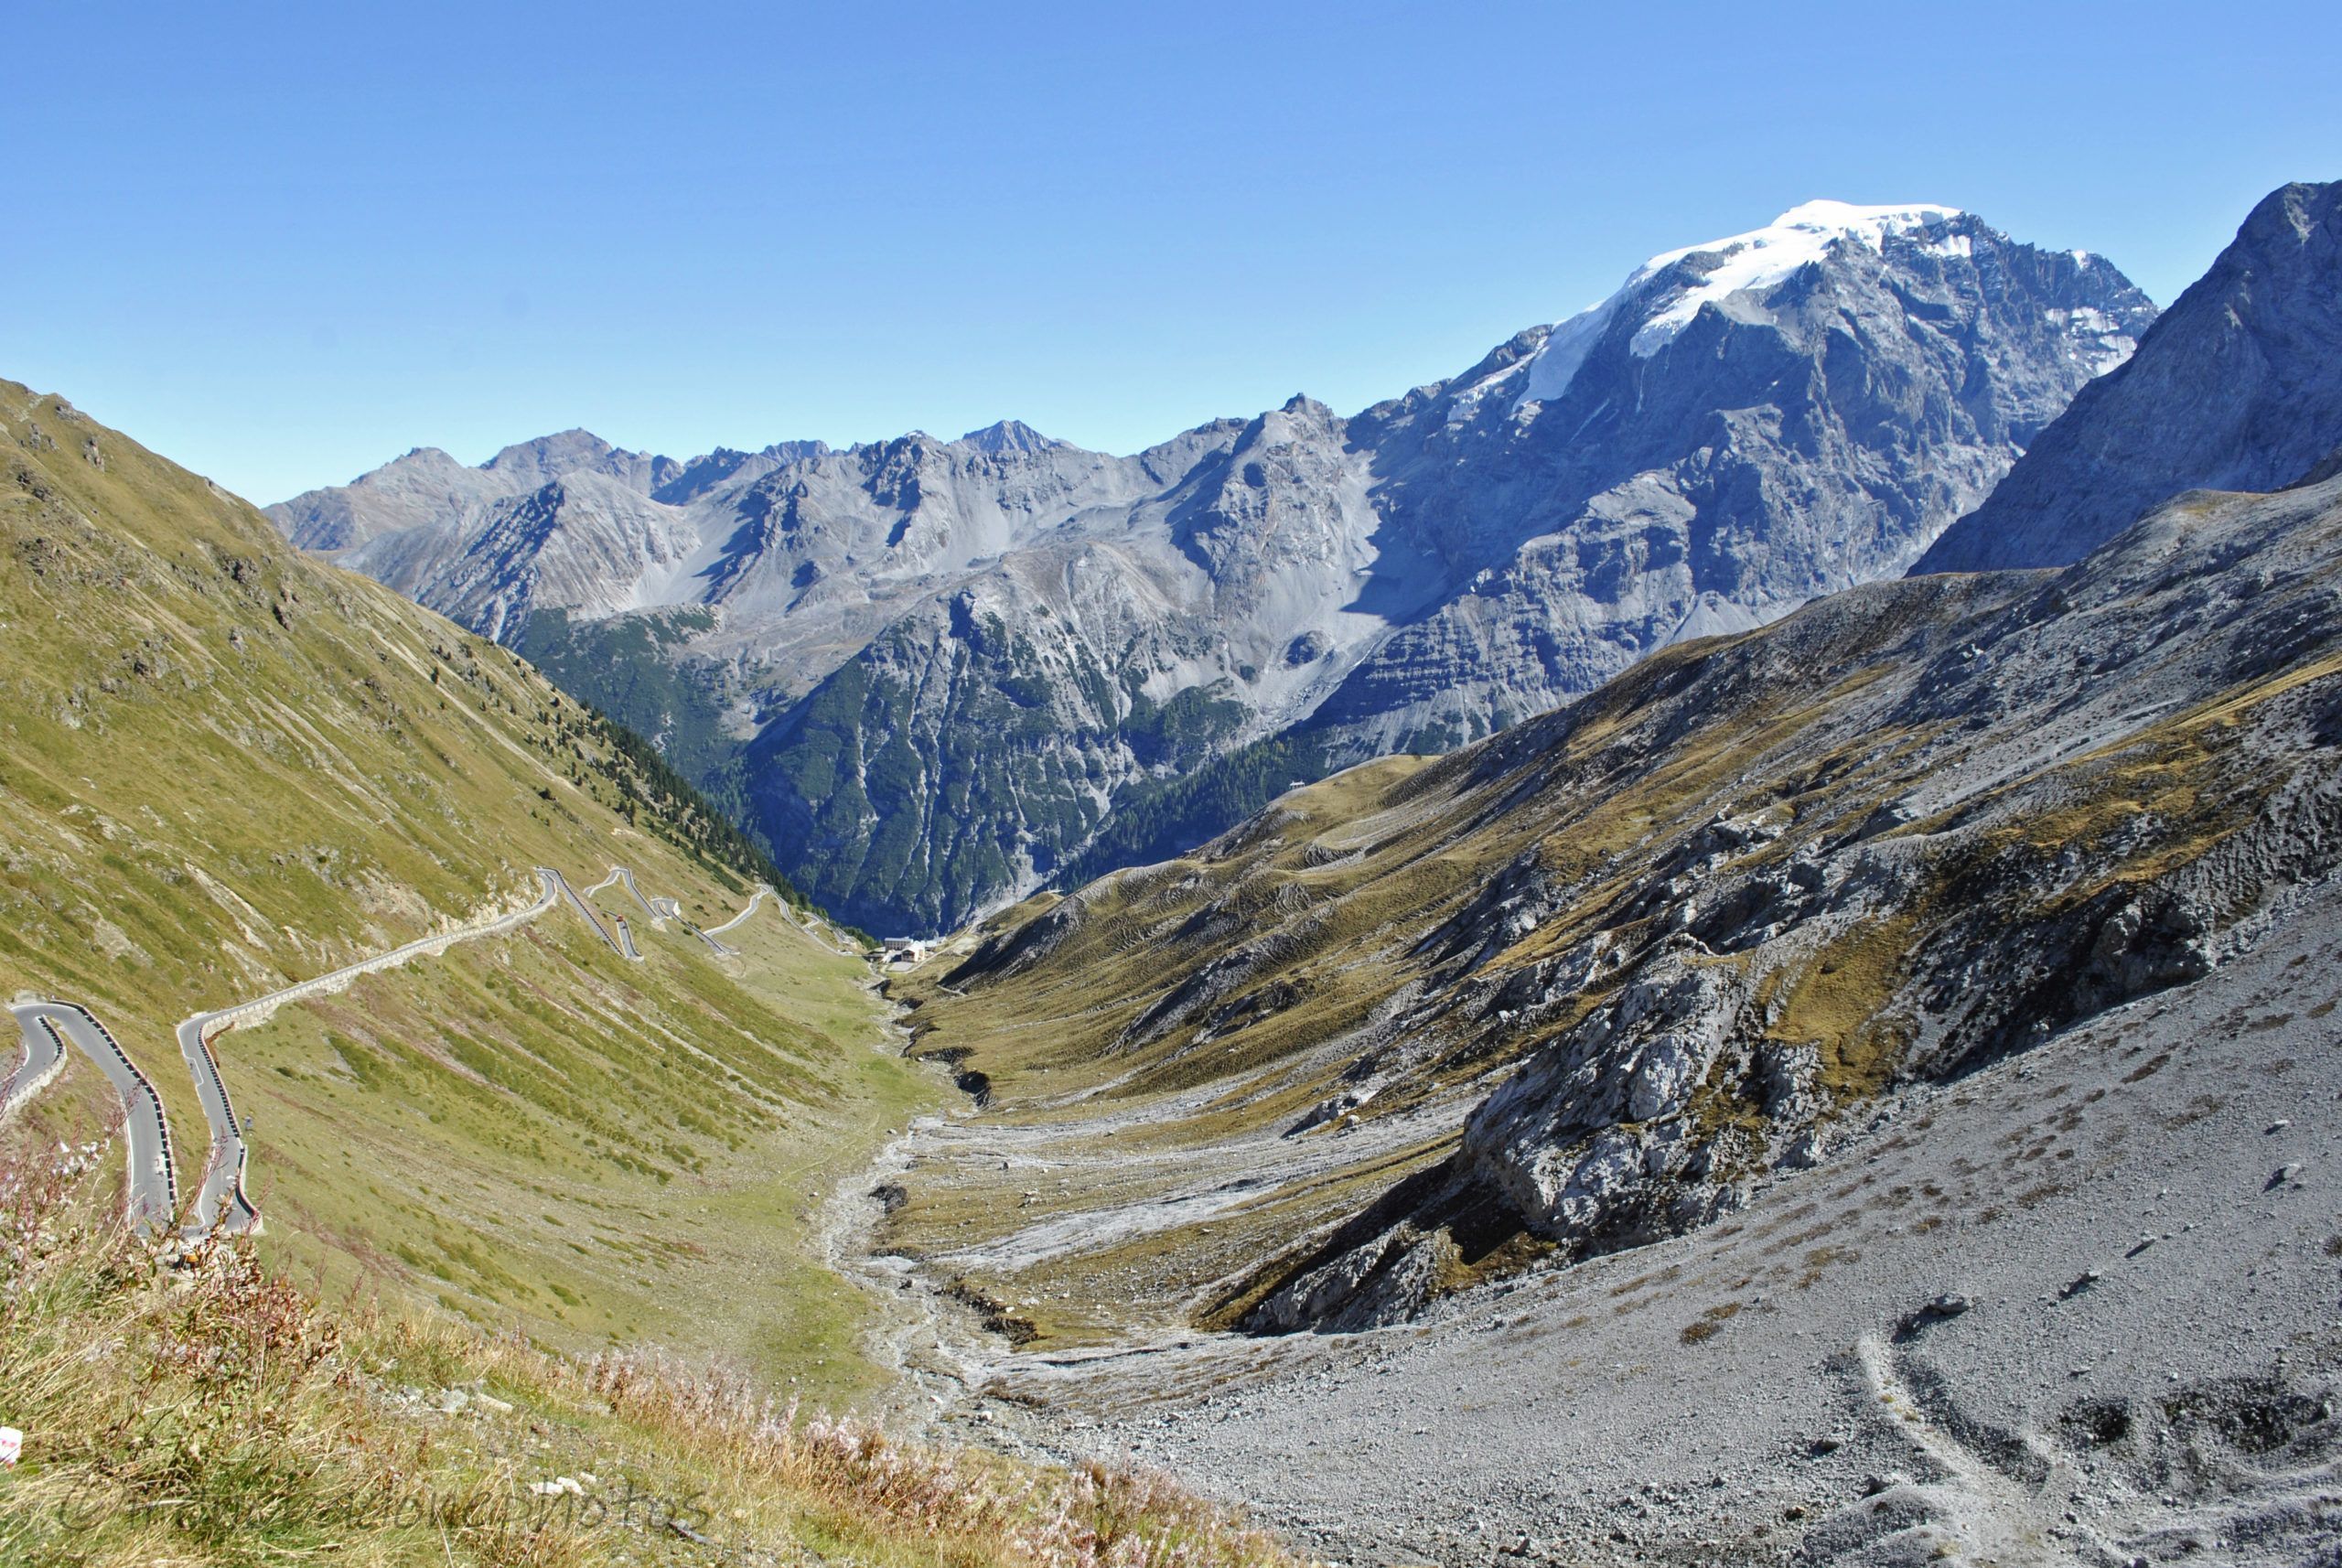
{"left": 742, "top": 581, "right": 1133, "bottom": 932}
{"left": 723, "top": 396, "right": 1408, "bottom": 929}
{"left": 1916, "top": 180, "right": 2342, "bottom": 574}
{"left": 350, "top": 473, "right": 704, "bottom": 640}
{"left": 273, "top": 202, "right": 2155, "bottom": 933}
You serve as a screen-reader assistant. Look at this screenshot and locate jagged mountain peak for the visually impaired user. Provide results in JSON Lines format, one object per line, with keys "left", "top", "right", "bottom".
{"left": 483, "top": 426, "right": 626, "bottom": 474}
{"left": 1253, "top": 394, "right": 1341, "bottom": 440}
{"left": 959, "top": 418, "right": 1060, "bottom": 456}
{"left": 478, "top": 428, "right": 676, "bottom": 497}
{"left": 387, "top": 443, "right": 462, "bottom": 468}
{"left": 650, "top": 439, "right": 834, "bottom": 507}
{"left": 278, "top": 194, "right": 2166, "bottom": 934}
{"left": 1915, "top": 177, "right": 2342, "bottom": 574}
{"left": 334, "top": 444, "right": 479, "bottom": 494}
{"left": 1625, "top": 199, "right": 1961, "bottom": 349}
{"left": 1633, "top": 197, "right": 1965, "bottom": 285}
{"left": 1668, "top": 196, "right": 1960, "bottom": 248}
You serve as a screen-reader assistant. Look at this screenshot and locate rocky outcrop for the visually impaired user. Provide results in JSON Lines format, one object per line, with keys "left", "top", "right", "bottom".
{"left": 1230, "top": 469, "right": 2342, "bottom": 1333}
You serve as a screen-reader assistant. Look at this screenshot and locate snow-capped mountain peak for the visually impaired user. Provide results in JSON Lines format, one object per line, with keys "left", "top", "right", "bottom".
{"left": 1519, "top": 199, "right": 1964, "bottom": 407}
{"left": 1636, "top": 199, "right": 1960, "bottom": 272}
{"left": 1626, "top": 199, "right": 1960, "bottom": 352}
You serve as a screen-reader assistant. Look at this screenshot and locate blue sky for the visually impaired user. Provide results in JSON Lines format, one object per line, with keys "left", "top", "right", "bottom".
{"left": 9, "top": 1, "right": 2337, "bottom": 505}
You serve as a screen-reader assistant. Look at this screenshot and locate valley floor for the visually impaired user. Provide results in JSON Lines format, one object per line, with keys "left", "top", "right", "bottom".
{"left": 842, "top": 886, "right": 2342, "bottom": 1567}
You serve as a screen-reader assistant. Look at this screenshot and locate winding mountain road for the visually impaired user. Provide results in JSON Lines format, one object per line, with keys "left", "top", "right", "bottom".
{"left": 596, "top": 864, "right": 742, "bottom": 956}
{"left": 166, "top": 869, "right": 573, "bottom": 1234}
{"left": 546, "top": 866, "right": 623, "bottom": 953}
{"left": 7, "top": 868, "right": 602, "bottom": 1236}
{"left": 685, "top": 923, "right": 735, "bottom": 956}
{"left": 8, "top": 862, "right": 758, "bottom": 1236}
{"left": 614, "top": 865, "right": 664, "bottom": 923}
{"left": 1, "top": 1005, "right": 68, "bottom": 1124}
{"left": 703, "top": 882, "right": 857, "bottom": 959}
{"left": 6, "top": 1001, "right": 178, "bottom": 1230}
{"left": 704, "top": 885, "right": 773, "bottom": 937}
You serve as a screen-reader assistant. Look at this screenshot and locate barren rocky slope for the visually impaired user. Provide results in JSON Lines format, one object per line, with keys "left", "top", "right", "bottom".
{"left": 998, "top": 888, "right": 2342, "bottom": 1566}
{"left": 883, "top": 463, "right": 2342, "bottom": 1353}
{"left": 274, "top": 204, "right": 2152, "bottom": 932}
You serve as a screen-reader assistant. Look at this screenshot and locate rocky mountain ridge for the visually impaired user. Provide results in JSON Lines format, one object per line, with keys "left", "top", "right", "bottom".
{"left": 274, "top": 201, "right": 2157, "bottom": 932}
{"left": 899, "top": 458, "right": 2342, "bottom": 1340}
{"left": 1918, "top": 179, "right": 2342, "bottom": 574}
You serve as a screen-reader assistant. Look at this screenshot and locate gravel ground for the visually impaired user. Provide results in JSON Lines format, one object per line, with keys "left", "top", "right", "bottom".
{"left": 897, "top": 885, "right": 2342, "bottom": 1567}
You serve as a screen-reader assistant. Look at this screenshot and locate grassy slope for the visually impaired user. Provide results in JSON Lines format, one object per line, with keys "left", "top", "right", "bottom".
{"left": 0, "top": 1144, "right": 1295, "bottom": 1568}
{"left": 0, "top": 381, "right": 926, "bottom": 1400}
{"left": 887, "top": 485, "right": 2342, "bottom": 1343}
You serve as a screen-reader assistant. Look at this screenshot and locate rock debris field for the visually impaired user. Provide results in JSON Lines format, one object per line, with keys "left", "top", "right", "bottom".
{"left": 875, "top": 881, "right": 2342, "bottom": 1568}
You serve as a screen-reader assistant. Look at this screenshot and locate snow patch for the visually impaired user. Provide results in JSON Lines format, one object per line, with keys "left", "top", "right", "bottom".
{"left": 1444, "top": 357, "right": 1531, "bottom": 428}
{"left": 1517, "top": 295, "right": 1621, "bottom": 409}
{"left": 1512, "top": 200, "right": 1961, "bottom": 413}
{"left": 2048, "top": 305, "right": 2137, "bottom": 378}
{"left": 1626, "top": 200, "right": 1961, "bottom": 358}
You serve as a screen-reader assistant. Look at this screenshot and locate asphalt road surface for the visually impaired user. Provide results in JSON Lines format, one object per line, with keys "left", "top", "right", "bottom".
{"left": 546, "top": 866, "right": 622, "bottom": 953}
{"left": 705, "top": 886, "right": 773, "bottom": 937}
{"left": 6, "top": 1000, "right": 178, "bottom": 1232}
{"left": 0, "top": 1004, "right": 66, "bottom": 1122}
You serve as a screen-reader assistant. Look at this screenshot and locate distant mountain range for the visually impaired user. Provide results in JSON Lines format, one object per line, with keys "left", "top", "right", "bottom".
{"left": 272, "top": 200, "right": 2157, "bottom": 933}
